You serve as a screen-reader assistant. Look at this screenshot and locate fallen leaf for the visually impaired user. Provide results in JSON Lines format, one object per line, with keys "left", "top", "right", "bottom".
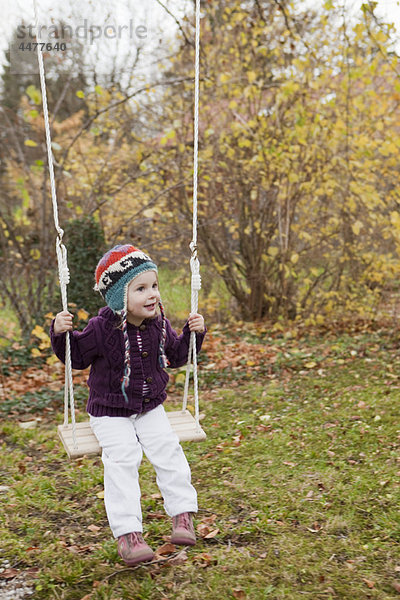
{"left": 168, "top": 550, "right": 188, "bottom": 565}
{"left": 193, "top": 552, "right": 215, "bottom": 567}
{"left": 363, "top": 578, "right": 375, "bottom": 589}
{"left": 147, "top": 512, "right": 165, "bottom": 520}
{"left": 307, "top": 521, "right": 323, "bottom": 533}
{"left": 88, "top": 544, "right": 100, "bottom": 556}
{"left": 202, "top": 452, "right": 215, "bottom": 459}
{"left": 201, "top": 514, "right": 218, "bottom": 526}
{"left": 69, "top": 544, "right": 95, "bottom": 554}
{"left": 203, "top": 527, "right": 219, "bottom": 539}
{"left": 25, "top": 567, "right": 40, "bottom": 577}
{"left": 87, "top": 524, "right": 101, "bottom": 533}
{"left": 0, "top": 568, "right": 19, "bottom": 580}
{"left": 156, "top": 542, "right": 176, "bottom": 556}
{"left": 197, "top": 523, "right": 211, "bottom": 537}
{"left": 232, "top": 589, "right": 247, "bottom": 599}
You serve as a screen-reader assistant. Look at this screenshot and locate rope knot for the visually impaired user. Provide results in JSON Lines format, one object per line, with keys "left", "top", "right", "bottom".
{"left": 190, "top": 256, "right": 201, "bottom": 291}
{"left": 59, "top": 264, "right": 70, "bottom": 286}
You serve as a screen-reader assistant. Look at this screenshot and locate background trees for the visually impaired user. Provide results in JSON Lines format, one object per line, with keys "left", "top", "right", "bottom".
{"left": 137, "top": 0, "right": 400, "bottom": 321}
{"left": 1, "top": 0, "right": 400, "bottom": 334}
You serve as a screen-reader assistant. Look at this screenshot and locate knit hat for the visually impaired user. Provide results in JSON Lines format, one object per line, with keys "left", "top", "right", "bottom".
{"left": 94, "top": 244, "right": 168, "bottom": 402}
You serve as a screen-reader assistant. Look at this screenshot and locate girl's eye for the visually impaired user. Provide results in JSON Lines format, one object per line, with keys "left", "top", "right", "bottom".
{"left": 137, "top": 286, "right": 144, "bottom": 292}
{"left": 153, "top": 283, "right": 158, "bottom": 289}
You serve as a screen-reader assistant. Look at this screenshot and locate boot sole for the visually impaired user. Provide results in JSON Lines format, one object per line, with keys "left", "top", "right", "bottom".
{"left": 171, "top": 535, "right": 196, "bottom": 546}
{"left": 119, "top": 551, "right": 155, "bottom": 566}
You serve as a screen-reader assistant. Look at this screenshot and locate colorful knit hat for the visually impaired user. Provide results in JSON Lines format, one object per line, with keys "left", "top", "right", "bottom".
{"left": 94, "top": 244, "right": 168, "bottom": 402}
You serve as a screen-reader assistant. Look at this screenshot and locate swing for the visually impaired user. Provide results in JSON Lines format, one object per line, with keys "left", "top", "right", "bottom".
{"left": 33, "top": 0, "right": 206, "bottom": 458}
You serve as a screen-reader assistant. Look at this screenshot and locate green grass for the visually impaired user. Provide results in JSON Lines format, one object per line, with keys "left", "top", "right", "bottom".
{"left": 157, "top": 267, "right": 191, "bottom": 322}
{"left": 1, "top": 327, "right": 400, "bottom": 599}
{"left": 157, "top": 266, "right": 232, "bottom": 324}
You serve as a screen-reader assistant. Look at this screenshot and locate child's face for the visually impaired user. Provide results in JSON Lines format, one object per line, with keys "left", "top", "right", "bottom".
{"left": 126, "top": 270, "right": 160, "bottom": 326}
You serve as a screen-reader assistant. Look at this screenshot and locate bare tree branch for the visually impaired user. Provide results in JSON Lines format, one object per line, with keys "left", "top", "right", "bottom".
{"left": 57, "top": 76, "right": 193, "bottom": 170}
{"left": 153, "top": 0, "right": 194, "bottom": 47}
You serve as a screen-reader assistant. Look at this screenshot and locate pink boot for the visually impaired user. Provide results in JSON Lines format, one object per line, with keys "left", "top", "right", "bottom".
{"left": 171, "top": 512, "right": 196, "bottom": 546}
{"left": 117, "top": 532, "right": 154, "bottom": 566}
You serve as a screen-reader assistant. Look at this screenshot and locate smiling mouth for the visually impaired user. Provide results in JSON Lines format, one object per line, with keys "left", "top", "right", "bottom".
{"left": 145, "top": 303, "right": 156, "bottom": 310}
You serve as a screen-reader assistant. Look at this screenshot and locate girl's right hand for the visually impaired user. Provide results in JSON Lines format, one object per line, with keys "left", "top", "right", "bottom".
{"left": 53, "top": 311, "right": 74, "bottom": 334}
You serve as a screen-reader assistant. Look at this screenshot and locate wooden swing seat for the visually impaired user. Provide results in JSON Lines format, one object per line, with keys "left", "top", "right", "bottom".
{"left": 58, "top": 410, "right": 206, "bottom": 459}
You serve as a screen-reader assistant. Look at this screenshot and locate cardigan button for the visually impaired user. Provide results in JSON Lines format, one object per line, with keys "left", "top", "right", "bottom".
{"left": 139, "top": 324, "right": 146, "bottom": 331}
{"left": 144, "top": 398, "right": 151, "bottom": 403}
{"left": 146, "top": 377, "right": 153, "bottom": 384}
{"left": 142, "top": 351, "right": 148, "bottom": 358}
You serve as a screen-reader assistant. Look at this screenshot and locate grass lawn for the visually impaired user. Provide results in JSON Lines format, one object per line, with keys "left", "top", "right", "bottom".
{"left": 0, "top": 323, "right": 399, "bottom": 599}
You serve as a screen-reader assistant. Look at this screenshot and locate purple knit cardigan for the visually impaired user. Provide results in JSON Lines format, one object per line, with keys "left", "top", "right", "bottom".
{"left": 50, "top": 307, "right": 206, "bottom": 417}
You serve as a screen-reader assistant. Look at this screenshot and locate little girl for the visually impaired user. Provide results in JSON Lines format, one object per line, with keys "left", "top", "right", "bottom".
{"left": 51, "top": 244, "right": 206, "bottom": 566}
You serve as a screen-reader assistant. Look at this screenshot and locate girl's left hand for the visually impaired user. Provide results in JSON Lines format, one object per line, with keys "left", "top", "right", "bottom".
{"left": 188, "top": 313, "right": 205, "bottom": 333}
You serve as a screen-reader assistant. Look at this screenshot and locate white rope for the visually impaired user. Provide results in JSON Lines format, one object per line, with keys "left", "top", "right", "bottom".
{"left": 192, "top": 0, "right": 200, "bottom": 250}
{"left": 182, "top": 0, "right": 202, "bottom": 432}
{"left": 33, "top": 0, "right": 77, "bottom": 448}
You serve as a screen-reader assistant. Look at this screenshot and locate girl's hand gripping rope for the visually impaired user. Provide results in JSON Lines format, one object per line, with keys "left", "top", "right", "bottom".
{"left": 54, "top": 310, "right": 74, "bottom": 334}
{"left": 188, "top": 313, "right": 205, "bottom": 333}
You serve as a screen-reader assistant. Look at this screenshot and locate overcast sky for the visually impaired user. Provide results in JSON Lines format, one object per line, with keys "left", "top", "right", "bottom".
{"left": 0, "top": 0, "right": 192, "bottom": 75}
{"left": 0, "top": 0, "right": 399, "bottom": 76}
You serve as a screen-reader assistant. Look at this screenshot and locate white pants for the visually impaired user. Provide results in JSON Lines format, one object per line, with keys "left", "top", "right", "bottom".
{"left": 90, "top": 405, "right": 198, "bottom": 538}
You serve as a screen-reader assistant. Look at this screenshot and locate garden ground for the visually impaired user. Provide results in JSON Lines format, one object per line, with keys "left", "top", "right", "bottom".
{"left": 0, "top": 321, "right": 400, "bottom": 599}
